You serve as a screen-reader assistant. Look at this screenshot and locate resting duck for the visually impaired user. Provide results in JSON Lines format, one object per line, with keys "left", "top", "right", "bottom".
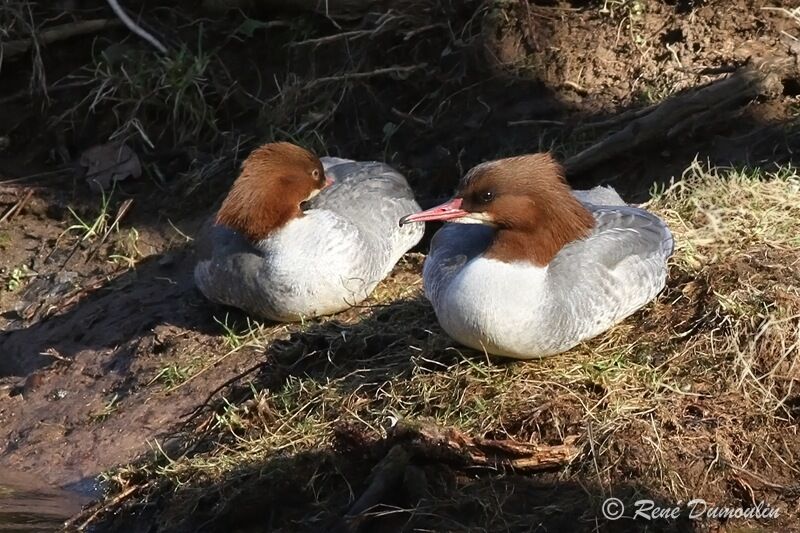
{"left": 400, "top": 153, "right": 674, "bottom": 359}
{"left": 195, "top": 142, "right": 424, "bottom": 321}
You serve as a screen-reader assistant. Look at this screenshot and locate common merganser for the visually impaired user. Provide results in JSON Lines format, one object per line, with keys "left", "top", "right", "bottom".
{"left": 195, "top": 142, "right": 424, "bottom": 321}
{"left": 399, "top": 153, "right": 674, "bottom": 359}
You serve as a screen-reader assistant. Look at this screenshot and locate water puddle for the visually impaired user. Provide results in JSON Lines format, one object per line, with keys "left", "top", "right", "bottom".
{"left": 0, "top": 471, "right": 91, "bottom": 532}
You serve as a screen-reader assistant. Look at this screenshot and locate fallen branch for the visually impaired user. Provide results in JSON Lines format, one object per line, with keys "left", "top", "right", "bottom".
{"left": 391, "top": 419, "right": 580, "bottom": 472}
{"left": 334, "top": 421, "right": 580, "bottom": 532}
{"left": 1, "top": 19, "right": 121, "bottom": 60}
{"left": 564, "top": 57, "right": 793, "bottom": 175}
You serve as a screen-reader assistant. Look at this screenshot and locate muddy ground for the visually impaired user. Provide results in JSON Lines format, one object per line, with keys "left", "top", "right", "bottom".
{"left": 1, "top": 0, "right": 799, "bottom": 531}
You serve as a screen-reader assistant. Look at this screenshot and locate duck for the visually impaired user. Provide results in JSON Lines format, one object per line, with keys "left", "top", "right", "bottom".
{"left": 194, "top": 142, "right": 424, "bottom": 321}
{"left": 399, "top": 153, "right": 674, "bottom": 359}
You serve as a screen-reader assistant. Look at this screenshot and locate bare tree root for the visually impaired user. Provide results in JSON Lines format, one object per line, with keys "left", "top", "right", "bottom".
{"left": 334, "top": 420, "right": 580, "bottom": 531}
{"left": 391, "top": 419, "right": 580, "bottom": 472}
{"left": 565, "top": 56, "right": 796, "bottom": 175}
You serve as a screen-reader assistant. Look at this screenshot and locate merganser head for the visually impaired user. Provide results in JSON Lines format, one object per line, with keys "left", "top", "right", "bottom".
{"left": 216, "top": 142, "right": 333, "bottom": 242}
{"left": 400, "top": 153, "right": 595, "bottom": 265}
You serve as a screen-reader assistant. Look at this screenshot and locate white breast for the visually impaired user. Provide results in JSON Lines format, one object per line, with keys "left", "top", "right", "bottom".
{"left": 432, "top": 258, "right": 554, "bottom": 358}
{"left": 255, "top": 210, "right": 375, "bottom": 319}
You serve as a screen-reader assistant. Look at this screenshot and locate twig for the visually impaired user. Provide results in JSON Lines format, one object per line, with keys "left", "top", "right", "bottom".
{"left": 403, "top": 23, "right": 445, "bottom": 41}
{"left": 67, "top": 484, "right": 139, "bottom": 531}
{"left": 677, "top": 64, "right": 739, "bottom": 76}
{"left": 331, "top": 445, "right": 412, "bottom": 532}
{"left": 761, "top": 6, "right": 800, "bottom": 23}
{"left": 1, "top": 19, "right": 121, "bottom": 59}
{"left": 39, "top": 347, "right": 71, "bottom": 362}
{"left": 391, "top": 107, "right": 433, "bottom": 128}
{"left": 105, "top": 0, "right": 168, "bottom": 54}
{"left": 38, "top": 278, "right": 106, "bottom": 320}
{"left": 723, "top": 460, "right": 800, "bottom": 495}
{"left": 304, "top": 64, "right": 426, "bottom": 89}
{"left": 574, "top": 102, "right": 658, "bottom": 132}
{"left": 290, "top": 29, "right": 374, "bottom": 47}
{"left": 180, "top": 359, "right": 266, "bottom": 421}
{"left": 508, "top": 119, "right": 566, "bottom": 127}
{"left": 563, "top": 80, "right": 588, "bottom": 93}
{"left": 58, "top": 240, "right": 85, "bottom": 272}
{"left": 180, "top": 336, "right": 316, "bottom": 420}
{"left": 0, "top": 189, "right": 34, "bottom": 224}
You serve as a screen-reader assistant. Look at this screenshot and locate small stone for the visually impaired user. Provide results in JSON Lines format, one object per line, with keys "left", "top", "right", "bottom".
{"left": 49, "top": 389, "right": 68, "bottom": 401}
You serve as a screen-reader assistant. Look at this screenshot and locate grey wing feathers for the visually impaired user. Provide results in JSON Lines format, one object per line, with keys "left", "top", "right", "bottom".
{"left": 572, "top": 185, "right": 627, "bottom": 207}
{"left": 307, "top": 159, "right": 423, "bottom": 273}
{"left": 319, "top": 161, "right": 417, "bottom": 199}
{"left": 558, "top": 205, "right": 674, "bottom": 270}
{"left": 308, "top": 160, "right": 421, "bottom": 246}
{"left": 320, "top": 156, "right": 354, "bottom": 172}
{"left": 308, "top": 161, "right": 418, "bottom": 210}
{"left": 548, "top": 205, "right": 673, "bottom": 324}
{"left": 599, "top": 206, "right": 674, "bottom": 259}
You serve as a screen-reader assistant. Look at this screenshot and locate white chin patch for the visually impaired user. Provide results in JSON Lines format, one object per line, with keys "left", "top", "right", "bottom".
{"left": 305, "top": 188, "right": 322, "bottom": 202}
{"left": 452, "top": 213, "right": 496, "bottom": 226}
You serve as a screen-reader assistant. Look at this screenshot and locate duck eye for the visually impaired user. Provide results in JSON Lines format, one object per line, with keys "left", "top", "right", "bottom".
{"left": 311, "top": 169, "right": 320, "bottom": 179}
{"left": 479, "top": 191, "right": 494, "bottom": 203}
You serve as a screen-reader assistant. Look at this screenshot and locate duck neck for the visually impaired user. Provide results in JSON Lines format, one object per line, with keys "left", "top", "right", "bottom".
{"left": 485, "top": 199, "right": 595, "bottom": 266}
{"left": 216, "top": 186, "right": 303, "bottom": 243}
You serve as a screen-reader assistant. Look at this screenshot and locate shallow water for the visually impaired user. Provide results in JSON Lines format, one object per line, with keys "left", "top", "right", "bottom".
{"left": 0, "top": 472, "right": 89, "bottom": 532}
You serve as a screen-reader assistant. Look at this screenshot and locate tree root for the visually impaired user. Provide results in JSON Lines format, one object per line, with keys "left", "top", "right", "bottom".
{"left": 335, "top": 419, "right": 580, "bottom": 531}
{"left": 391, "top": 419, "right": 580, "bottom": 472}
{"left": 565, "top": 56, "right": 796, "bottom": 175}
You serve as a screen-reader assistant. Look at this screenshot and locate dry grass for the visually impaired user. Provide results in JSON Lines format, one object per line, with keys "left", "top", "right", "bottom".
{"left": 93, "top": 162, "right": 800, "bottom": 531}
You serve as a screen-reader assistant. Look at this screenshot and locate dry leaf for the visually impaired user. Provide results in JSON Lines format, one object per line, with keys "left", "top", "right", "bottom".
{"left": 79, "top": 143, "right": 142, "bottom": 192}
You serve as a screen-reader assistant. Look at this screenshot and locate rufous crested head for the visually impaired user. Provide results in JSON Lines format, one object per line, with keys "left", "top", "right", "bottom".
{"left": 216, "top": 142, "right": 330, "bottom": 242}
{"left": 400, "top": 153, "right": 595, "bottom": 266}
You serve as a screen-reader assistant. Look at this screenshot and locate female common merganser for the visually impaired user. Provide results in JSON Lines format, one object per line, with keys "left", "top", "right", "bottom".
{"left": 399, "top": 153, "right": 674, "bottom": 359}
{"left": 195, "top": 142, "right": 424, "bottom": 321}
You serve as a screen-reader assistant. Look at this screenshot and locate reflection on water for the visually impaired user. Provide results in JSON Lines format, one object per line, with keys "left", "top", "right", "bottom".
{"left": 0, "top": 472, "right": 89, "bottom": 532}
